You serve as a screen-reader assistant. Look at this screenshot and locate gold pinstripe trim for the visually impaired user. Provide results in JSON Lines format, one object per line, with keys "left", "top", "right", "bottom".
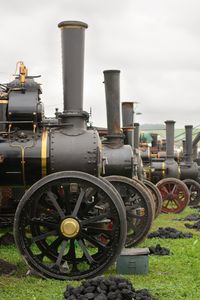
{"left": 178, "top": 166, "right": 181, "bottom": 178}
{"left": 162, "top": 162, "right": 165, "bottom": 177}
{"left": 41, "top": 130, "right": 48, "bottom": 177}
{"left": 0, "top": 100, "right": 8, "bottom": 104}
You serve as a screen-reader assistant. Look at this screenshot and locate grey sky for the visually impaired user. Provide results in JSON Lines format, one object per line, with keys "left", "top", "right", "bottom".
{"left": 0, "top": 0, "right": 200, "bottom": 128}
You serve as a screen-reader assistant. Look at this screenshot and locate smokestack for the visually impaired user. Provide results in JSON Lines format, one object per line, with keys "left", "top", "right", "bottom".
{"left": 134, "top": 123, "right": 140, "bottom": 149}
{"left": 182, "top": 140, "right": 186, "bottom": 158}
{"left": 122, "top": 102, "right": 134, "bottom": 127}
{"left": 103, "top": 70, "right": 121, "bottom": 137}
{"left": 185, "top": 125, "right": 193, "bottom": 164}
{"left": 165, "top": 120, "right": 175, "bottom": 159}
{"left": 58, "top": 21, "right": 88, "bottom": 114}
{"left": 122, "top": 102, "right": 134, "bottom": 147}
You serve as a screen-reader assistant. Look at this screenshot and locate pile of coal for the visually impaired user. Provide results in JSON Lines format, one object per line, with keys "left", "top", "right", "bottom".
{"left": 64, "top": 276, "right": 153, "bottom": 300}
{"left": 149, "top": 244, "right": 170, "bottom": 255}
{"left": 0, "top": 258, "right": 17, "bottom": 275}
{"left": 185, "top": 220, "right": 200, "bottom": 230}
{"left": 148, "top": 227, "right": 193, "bottom": 239}
{"left": 190, "top": 205, "right": 200, "bottom": 211}
{"left": 183, "top": 214, "right": 200, "bottom": 221}
{"left": 0, "top": 232, "right": 15, "bottom": 246}
{"left": 174, "top": 213, "right": 200, "bottom": 222}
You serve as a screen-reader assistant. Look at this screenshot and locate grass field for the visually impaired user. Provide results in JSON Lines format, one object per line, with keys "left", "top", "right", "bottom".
{"left": 1, "top": 206, "right": 200, "bottom": 300}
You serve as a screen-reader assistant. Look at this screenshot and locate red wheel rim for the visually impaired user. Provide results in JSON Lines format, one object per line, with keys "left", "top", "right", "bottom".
{"left": 156, "top": 178, "right": 189, "bottom": 213}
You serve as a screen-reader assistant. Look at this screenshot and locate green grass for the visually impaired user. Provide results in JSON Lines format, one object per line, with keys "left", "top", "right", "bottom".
{"left": 1, "top": 207, "right": 200, "bottom": 299}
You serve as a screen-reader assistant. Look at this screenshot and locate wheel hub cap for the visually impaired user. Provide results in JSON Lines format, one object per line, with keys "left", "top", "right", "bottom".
{"left": 60, "top": 218, "right": 80, "bottom": 238}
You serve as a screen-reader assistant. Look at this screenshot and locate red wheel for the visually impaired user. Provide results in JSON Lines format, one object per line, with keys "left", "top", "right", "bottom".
{"left": 156, "top": 178, "right": 190, "bottom": 213}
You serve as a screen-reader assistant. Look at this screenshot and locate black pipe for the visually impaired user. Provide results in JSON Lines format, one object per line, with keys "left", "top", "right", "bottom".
{"left": 182, "top": 140, "right": 186, "bottom": 158}
{"left": 134, "top": 122, "right": 140, "bottom": 149}
{"left": 122, "top": 102, "right": 134, "bottom": 127}
{"left": 58, "top": 21, "right": 88, "bottom": 114}
{"left": 185, "top": 125, "right": 193, "bottom": 164}
{"left": 165, "top": 120, "right": 175, "bottom": 159}
{"left": 122, "top": 102, "right": 134, "bottom": 148}
{"left": 103, "top": 70, "right": 121, "bottom": 137}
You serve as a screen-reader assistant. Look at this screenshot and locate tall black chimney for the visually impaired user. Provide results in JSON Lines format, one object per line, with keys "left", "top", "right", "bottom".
{"left": 103, "top": 70, "right": 122, "bottom": 141}
{"left": 58, "top": 21, "right": 88, "bottom": 122}
{"left": 185, "top": 125, "right": 193, "bottom": 164}
{"left": 165, "top": 120, "right": 175, "bottom": 159}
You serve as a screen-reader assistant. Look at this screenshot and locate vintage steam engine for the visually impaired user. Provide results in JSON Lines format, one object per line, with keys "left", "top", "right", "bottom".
{"left": 145, "top": 121, "right": 200, "bottom": 212}
{"left": 0, "top": 21, "right": 132, "bottom": 280}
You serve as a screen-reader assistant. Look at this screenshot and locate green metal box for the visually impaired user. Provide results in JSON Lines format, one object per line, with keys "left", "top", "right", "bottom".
{"left": 116, "top": 248, "right": 149, "bottom": 275}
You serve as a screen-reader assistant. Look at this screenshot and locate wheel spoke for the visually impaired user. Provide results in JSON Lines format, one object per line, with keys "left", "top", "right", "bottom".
{"left": 160, "top": 186, "right": 169, "bottom": 196}
{"left": 72, "top": 189, "right": 85, "bottom": 217}
{"left": 31, "top": 230, "right": 57, "bottom": 243}
{"left": 45, "top": 191, "right": 65, "bottom": 219}
{"left": 163, "top": 199, "right": 170, "bottom": 208}
{"left": 81, "top": 213, "right": 109, "bottom": 226}
{"left": 171, "top": 184, "right": 177, "bottom": 194}
{"left": 47, "top": 237, "right": 63, "bottom": 253}
{"left": 86, "top": 226, "right": 112, "bottom": 237}
{"left": 55, "top": 240, "right": 67, "bottom": 266}
{"left": 80, "top": 231, "right": 107, "bottom": 250}
{"left": 30, "top": 218, "right": 58, "bottom": 229}
{"left": 172, "top": 198, "right": 181, "bottom": 208}
{"left": 77, "top": 239, "right": 94, "bottom": 264}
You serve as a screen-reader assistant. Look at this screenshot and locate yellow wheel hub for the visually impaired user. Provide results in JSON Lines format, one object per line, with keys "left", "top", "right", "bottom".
{"left": 60, "top": 218, "right": 80, "bottom": 238}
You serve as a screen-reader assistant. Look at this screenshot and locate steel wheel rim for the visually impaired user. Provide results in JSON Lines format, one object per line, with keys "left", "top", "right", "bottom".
{"left": 105, "top": 176, "right": 153, "bottom": 247}
{"left": 183, "top": 179, "right": 200, "bottom": 206}
{"left": 14, "top": 171, "right": 126, "bottom": 280}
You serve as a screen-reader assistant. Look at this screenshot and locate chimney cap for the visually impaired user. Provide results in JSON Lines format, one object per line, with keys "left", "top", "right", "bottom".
{"left": 58, "top": 21, "right": 88, "bottom": 29}
{"left": 103, "top": 70, "right": 120, "bottom": 74}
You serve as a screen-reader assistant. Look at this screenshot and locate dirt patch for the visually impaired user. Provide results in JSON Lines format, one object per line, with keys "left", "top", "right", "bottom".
{"left": 0, "top": 232, "right": 15, "bottom": 246}
{"left": 0, "top": 259, "right": 17, "bottom": 275}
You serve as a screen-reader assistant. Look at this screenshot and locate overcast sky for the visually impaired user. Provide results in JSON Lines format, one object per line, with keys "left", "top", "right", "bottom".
{"left": 0, "top": 0, "right": 200, "bottom": 128}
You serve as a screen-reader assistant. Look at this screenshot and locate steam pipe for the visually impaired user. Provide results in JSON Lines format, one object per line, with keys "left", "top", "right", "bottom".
{"left": 103, "top": 70, "right": 121, "bottom": 138}
{"left": 122, "top": 102, "right": 134, "bottom": 148}
{"left": 165, "top": 120, "right": 175, "bottom": 159}
{"left": 185, "top": 125, "right": 193, "bottom": 164}
{"left": 58, "top": 21, "right": 88, "bottom": 114}
{"left": 182, "top": 140, "right": 186, "bottom": 158}
{"left": 134, "top": 122, "right": 140, "bottom": 149}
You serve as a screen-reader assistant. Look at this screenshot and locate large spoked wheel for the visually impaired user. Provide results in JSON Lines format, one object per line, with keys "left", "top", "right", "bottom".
{"left": 105, "top": 176, "right": 153, "bottom": 248}
{"left": 156, "top": 178, "right": 190, "bottom": 213}
{"left": 183, "top": 179, "right": 200, "bottom": 206}
{"left": 14, "top": 171, "right": 127, "bottom": 280}
{"left": 143, "top": 179, "right": 163, "bottom": 218}
{"left": 132, "top": 177, "right": 155, "bottom": 219}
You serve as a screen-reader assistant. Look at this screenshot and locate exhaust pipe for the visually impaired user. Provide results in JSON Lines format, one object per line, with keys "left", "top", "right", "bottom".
{"left": 165, "top": 120, "right": 175, "bottom": 159}
{"left": 134, "top": 122, "right": 140, "bottom": 149}
{"left": 103, "top": 70, "right": 122, "bottom": 142}
{"left": 122, "top": 102, "right": 134, "bottom": 148}
{"left": 58, "top": 21, "right": 88, "bottom": 118}
{"left": 185, "top": 125, "right": 193, "bottom": 164}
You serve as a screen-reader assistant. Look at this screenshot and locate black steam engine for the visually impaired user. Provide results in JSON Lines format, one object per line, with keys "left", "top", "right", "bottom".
{"left": 0, "top": 21, "right": 159, "bottom": 280}
{"left": 0, "top": 21, "right": 127, "bottom": 280}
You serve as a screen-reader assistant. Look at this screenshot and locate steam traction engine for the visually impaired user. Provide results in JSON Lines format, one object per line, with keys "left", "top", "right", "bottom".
{"left": 0, "top": 21, "right": 129, "bottom": 280}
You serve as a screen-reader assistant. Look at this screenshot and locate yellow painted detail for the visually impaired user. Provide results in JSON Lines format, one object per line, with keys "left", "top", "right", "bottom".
{"left": 0, "top": 100, "right": 8, "bottom": 104}
{"left": 41, "top": 130, "right": 48, "bottom": 177}
{"left": 162, "top": 162, "right": 165, "bottom": 177}
{"left": 60, "top": 218, "right": 80, "bottom": 238}
{"left": 178, "top": 166, "right": 181, "bottom": 178}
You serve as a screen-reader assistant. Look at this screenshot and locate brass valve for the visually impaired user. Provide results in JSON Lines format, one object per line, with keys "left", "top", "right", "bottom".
{"left": 19, "top": 62, "right": 28, "bottom": 84}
